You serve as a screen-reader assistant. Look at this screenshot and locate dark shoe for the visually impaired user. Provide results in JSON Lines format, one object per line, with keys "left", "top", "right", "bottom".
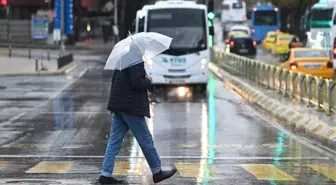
{"left": 153, "top": 168, "right": 177, "bottom": 183}
{"left": 98, "top": 175, "right": 125, "bottom": 184}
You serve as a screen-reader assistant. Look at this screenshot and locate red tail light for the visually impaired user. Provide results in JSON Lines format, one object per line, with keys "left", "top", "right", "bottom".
{"left": 252, "top": 29, "right": 255, "bottom": 33}
{"left": 226, "top": 39, "right": 230, "bottom": 44}
{"left": 253, "top": 41, "right": 257, "bottom": 46}
{"left": 243, "top": 16, "right": 247, "bottom": 20}
{"left": 290, "top": 62, "right": 298, "bottom": 70}
{"left": 333, "top": 38, "right": 336, "bottom": 58}
{"left": 327, "top": 61, "right": 333, "bottom": 68}
{"left": 274, "top": 8, "right": 279, "bottom": 12}
{"left": 230, "top": 41, "right": 235, "bottom": 46}
{"left": 253, "top": 7, "right": 257, "bottom": 11}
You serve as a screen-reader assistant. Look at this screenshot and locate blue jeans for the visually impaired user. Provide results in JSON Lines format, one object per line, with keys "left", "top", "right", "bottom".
{"left": 101, "top": 112, "right": 161, "bottom": 177}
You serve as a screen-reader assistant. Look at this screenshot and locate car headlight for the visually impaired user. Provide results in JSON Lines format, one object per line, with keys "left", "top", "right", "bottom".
{"left": 147, "top": 59, "right": 153, "bottom": 68}
{"left": 143, "top": 56, "right": 153, "bottom": 68}
{"left": 201, "top": 59, "right": 207, "bottom": 68}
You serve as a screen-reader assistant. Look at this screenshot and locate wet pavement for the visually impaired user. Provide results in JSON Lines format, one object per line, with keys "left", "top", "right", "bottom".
{"left": 0, "top": 58, "right": 335, "bottom": 185}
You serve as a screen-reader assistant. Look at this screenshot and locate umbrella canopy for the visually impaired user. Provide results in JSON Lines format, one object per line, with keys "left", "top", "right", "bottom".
{"left": 104, "top": 32, "right": 172, "bottom": 70}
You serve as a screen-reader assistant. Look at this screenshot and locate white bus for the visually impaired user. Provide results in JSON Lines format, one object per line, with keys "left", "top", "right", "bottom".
{"left": 221, "top": 0, "right": 247, "bottom": 34}
{"left": 143, "top": 0, "right": 213, "bottom": 92}
{"left": 135, "top": 10, "right": 145, "bottom": 33}
{"left": 308, "top": 0, "right": 336, "bottom": 68}
{"left": 135, "top": 5, "right": 152, "bottom": 33}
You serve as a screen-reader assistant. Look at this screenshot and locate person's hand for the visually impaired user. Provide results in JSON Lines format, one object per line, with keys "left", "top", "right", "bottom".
{"left": 146, "top": 75, "right": 152, "bottom": 82}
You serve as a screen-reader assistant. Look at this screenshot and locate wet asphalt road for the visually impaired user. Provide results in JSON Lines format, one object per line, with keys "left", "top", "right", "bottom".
{"left": 0, "top": 58, "right": 335, "bottom": 185}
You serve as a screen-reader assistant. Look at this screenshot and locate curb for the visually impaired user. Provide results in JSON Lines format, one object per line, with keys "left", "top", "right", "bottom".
{"left": 209, "top": 62, "right": 336, "bottom": 150}
{"left": 0, "top": 62, "right": 79, "bottom": 77}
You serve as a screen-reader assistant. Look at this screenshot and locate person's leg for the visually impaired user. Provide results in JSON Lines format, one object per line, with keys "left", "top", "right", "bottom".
{"left": 120, "top": 112, "right": 177, "bottom": 183}
{"left": 101, "top": 113, "right": 129, "bottom": 177}
{"left": 120, "top": 113, "right": 161, "bottom": 174}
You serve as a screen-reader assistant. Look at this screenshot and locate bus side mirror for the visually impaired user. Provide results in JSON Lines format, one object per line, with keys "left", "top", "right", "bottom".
{"left": 209, "top": 26, "right": 214, "bottom": 35}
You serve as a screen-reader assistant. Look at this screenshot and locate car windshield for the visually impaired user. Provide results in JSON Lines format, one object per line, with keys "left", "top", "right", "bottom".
{"left": 279, "top": 36, "right": 293, "bottom": 41}
{"left": 294, "top": 50, "right": 328, "bottom": 58}
{"left": 268, "top": 34, "right": 276, "bottom": 39}
{"left": 147, "top": 8, "right": 206, "bottom": 55}
{"left": 254, "top": 10, "right": 277, "bottom": 25}
{"left": 232, "top": 38, "right": 254, "bottom": 46}
{"left": 232, "top": 29, "right": 248, "bottom": 35}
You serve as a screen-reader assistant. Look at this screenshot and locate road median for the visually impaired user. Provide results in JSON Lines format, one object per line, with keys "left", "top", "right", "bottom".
{"left": 209, "top": 62, "right": 336, "bottom": 150}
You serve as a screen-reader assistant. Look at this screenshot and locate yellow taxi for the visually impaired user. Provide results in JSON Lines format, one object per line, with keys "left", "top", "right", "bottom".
{"left": 225, "top": 31, "right": 248, "bottom": 44}
{"left": 281, "top": 48, "right": 334, "bottom": 79}
{"left": 271, "top": 34, "right": 294, "bottom": 55}
{"left": 262, "top": 31, "right": 288, "bottom": 51}
{"left": 262, "top": 31, "right": 277, "bottom": 50}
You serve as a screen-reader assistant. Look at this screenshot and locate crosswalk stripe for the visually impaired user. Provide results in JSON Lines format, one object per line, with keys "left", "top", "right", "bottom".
{"left": 175, "top": 163, "right": 215, "bottom": 178}
{"left": 309, "top": 165, "right": 336, "bottom": 181}
{"left": 241, "top": 164, "right": 296, "bottom": 181}
{"left": 113, "top": 161, "right": 143, "bottom": 176}
{"left": 26, "top": 161, "right": 73, "bottom": 174}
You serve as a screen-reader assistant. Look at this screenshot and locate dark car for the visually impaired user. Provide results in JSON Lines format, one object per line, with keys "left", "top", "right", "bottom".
{"left": 229, "top": 35, "right": 257, "bottom": 55}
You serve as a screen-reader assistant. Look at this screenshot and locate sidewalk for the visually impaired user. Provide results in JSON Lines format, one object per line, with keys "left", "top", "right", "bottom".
{"left": 0, "top": 56, "right": 80, "bottom": 76}
{"left": 0, "top": 39, "right": 114, "bottom": 56}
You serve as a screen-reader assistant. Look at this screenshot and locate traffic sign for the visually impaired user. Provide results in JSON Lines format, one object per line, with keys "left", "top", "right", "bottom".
{"left": 31, "top": 16, "right": 49, "bottom": 39}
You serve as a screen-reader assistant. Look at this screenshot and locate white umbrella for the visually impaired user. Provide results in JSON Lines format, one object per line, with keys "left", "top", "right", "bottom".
{"left": 104, "top": 32, "right": 172, "bottom": 70}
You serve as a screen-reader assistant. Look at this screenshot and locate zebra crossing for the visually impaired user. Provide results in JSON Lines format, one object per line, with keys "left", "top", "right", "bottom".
{"left": 0, "top": 159, "right": 335, "bottom": 183}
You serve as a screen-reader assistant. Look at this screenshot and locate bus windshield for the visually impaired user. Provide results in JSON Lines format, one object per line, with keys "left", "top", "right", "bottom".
{"left": 254, "top": 10, "right": 277, "bottom": 25}
{"left": 233, "top": 2, "right": 243, "bottom": 9}
{"left": 311, "top": 8, "right": 333, "bottom": 21}
{"left": 147, "top": 8, "right": 207, "bottom": 54}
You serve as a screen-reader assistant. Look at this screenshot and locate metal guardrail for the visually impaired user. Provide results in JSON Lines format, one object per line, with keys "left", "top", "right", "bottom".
{"left": 212, "top": 49, "right": 336, "bottom": 115}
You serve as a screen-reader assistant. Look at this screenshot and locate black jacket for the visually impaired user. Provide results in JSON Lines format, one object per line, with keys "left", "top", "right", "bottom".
{"left": 107, "top": 62, "right": 152, "bottom": 118}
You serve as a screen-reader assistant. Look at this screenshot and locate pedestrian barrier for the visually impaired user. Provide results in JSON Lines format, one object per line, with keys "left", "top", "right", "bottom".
{"left": 212, "top": 49, "right": 336, "bottom": 115}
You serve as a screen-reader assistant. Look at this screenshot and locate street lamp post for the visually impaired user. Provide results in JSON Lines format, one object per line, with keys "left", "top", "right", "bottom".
{"left": 114, "top": 0, "right": 118, "bottom": 26}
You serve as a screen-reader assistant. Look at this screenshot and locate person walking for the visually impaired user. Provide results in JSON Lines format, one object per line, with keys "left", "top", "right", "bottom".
{"left": 99, "top": 61, "right": 177, "bottom": 184}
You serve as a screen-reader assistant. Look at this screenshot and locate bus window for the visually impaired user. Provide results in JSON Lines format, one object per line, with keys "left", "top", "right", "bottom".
{"left": 312, "top": 8, "right": 333, "bottom": 21}
{"left": 254, "top": 11, "right": 277, "bottom": 25}
{"left": 138, "top": 17, "right": 145, "bottom": 32}
{"left": 232, "top": 2, "right": 243, "bottom": 9}
{"left": 222, "top": 4, "right": 229, "bottom": 10}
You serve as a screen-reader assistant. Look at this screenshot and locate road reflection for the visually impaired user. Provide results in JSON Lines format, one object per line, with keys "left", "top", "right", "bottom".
{"left": 52, "top": 88, "right": 74, "bottom": 130}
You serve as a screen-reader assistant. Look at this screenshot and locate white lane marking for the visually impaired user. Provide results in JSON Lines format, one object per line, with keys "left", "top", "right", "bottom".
{"left": 37, "top": 111, "right": 111, "bottom": 115}
{"left": 0, "top": 179, "right": 93, "bottom": 184}
{"left": 0, "top": 155, "right": 330, "bottom": 160}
